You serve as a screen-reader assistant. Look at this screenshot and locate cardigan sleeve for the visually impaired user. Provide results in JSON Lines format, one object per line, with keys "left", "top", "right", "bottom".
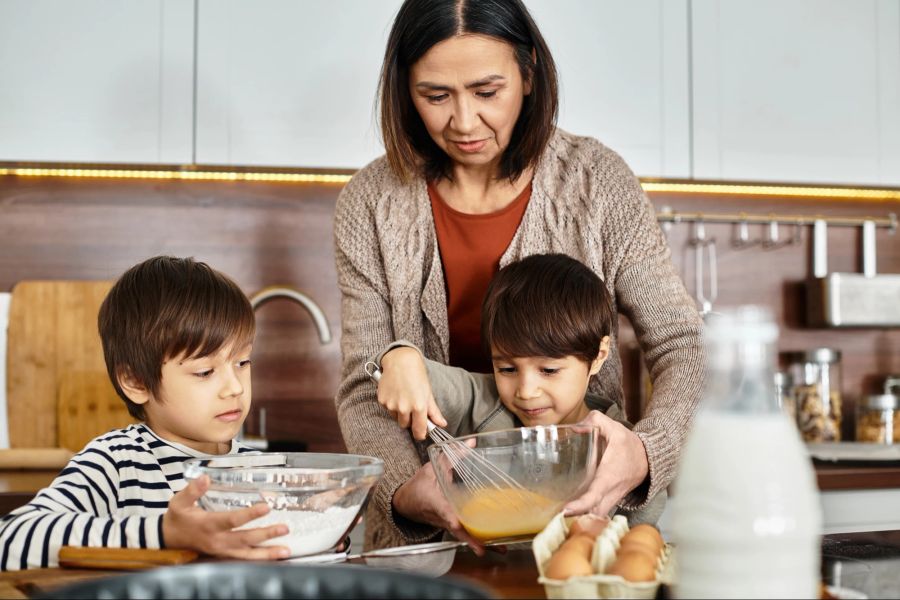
{"left": 373, "top": 340, "right": 504, "bottom": 437}
{"left": 609, "top": 170, "right": 706, "bottom": 510}
{"left": 333, "top": 174, "right": 443, "bottom": 545}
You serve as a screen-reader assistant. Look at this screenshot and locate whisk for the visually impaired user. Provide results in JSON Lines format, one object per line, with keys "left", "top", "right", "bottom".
{"left": 363, "top": 361, "right": 532, "bottom": 504}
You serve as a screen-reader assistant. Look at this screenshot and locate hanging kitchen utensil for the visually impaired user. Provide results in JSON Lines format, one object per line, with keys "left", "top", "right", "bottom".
{"left": 805, "top": 219, "right": 900, "bottom": 327}
{"left": 690, "top": 221, "right": 718, "bottom": 318}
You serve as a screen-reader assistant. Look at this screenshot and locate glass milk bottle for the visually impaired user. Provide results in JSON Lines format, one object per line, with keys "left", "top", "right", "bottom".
{"left": 671, "top": 306, "right": 822, "bottom": 599}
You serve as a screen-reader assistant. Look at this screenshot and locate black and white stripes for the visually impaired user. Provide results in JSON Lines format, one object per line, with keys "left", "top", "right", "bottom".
{"left": 0, "top": 424, "right": 253, "bottom": 570}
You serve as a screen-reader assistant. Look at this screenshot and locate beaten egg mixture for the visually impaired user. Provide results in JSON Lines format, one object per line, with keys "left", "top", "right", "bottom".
{"left": 457, "top": 487, "right": 559, "bottom": 541}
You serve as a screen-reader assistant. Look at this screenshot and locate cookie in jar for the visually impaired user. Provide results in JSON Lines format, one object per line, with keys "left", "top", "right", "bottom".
{"left": 856, "top": 376, "right": 900, "bottom": 443}
{"left": 785, "top": 349, "right": 843, "bottom": 442}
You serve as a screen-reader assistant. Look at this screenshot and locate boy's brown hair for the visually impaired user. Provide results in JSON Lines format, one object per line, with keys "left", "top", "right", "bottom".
{"left": 481, "top": 254, "right": 613, "bottom": 364}
{"left": 98, "top": 256, "right": 255, "bottom": 420}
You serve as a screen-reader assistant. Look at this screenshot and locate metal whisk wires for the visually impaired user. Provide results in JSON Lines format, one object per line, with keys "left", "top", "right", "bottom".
{"left": 426, "top": 421, "right": 533, "bottom": 506}
{"left": 364, "top": 361, "right": 532, "bottom": 508}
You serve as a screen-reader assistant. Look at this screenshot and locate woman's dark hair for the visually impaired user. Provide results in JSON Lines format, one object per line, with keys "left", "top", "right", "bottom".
{"left": 98, "top": 256, "right": 255, "bottom": 420}
{"left": 482, "top": 254, "right": 613, "bottom": 364}
{"left": 379, "top": 0, "right": 558, "bottom": 183}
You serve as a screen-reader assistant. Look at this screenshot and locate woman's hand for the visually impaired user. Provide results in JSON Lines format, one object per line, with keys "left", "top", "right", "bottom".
{"left": 378, "top": 347, "right": 447, "bottom": 441}
{"left": 163, "top": 475, "right": 290, "bottom": 560}
{"left": 563, "top": 410, "right": 650, "bottom": 517}
{"left": 392, "top": 461, "right": 485, "bottom": 556}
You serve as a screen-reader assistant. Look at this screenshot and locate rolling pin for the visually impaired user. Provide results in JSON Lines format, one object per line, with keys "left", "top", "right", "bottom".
{"left": 58, "top": 546, "right": 199, "bottom": 570}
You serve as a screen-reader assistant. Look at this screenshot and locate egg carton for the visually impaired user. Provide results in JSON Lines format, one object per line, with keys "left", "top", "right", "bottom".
{"left": 532, "top": 512, "right": 675, "bottom": 600}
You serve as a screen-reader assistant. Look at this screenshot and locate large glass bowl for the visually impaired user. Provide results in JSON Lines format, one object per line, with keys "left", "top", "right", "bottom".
{"left": 427, "top": 425, "right": 601, "bottom": 543}
{"left": 183, "top": 453, "right": 383, "bottom": 557}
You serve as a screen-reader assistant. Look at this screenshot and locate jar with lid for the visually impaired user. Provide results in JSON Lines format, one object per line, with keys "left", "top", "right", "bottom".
{"left": 785, "top": 348, "right": 842, "bottom": 442}
{"left": 856, "top": 376, "right": 900, "bottom": 444}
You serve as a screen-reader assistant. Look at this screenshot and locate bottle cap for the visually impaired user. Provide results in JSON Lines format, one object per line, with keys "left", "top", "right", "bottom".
{"left": 860, "top": 394, "right": 900, "bottom": 411}
{"left": 704, "top": 305, "right": 778, "bottom": 344}
{"left": 784, "top": 348, "right": 842, "bottom": 364}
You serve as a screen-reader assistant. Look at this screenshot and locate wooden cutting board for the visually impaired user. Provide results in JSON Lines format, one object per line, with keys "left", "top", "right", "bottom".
{"left": 58, "top": 371, "right": 133, "bottom": 452}
{"left": 6, "top": 281, "right": 134, "bottom": 451}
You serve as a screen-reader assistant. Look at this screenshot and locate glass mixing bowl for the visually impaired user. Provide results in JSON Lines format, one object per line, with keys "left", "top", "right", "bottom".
{"left": 426, "top": 425, "right": 601, "bottom": 543}
{"left": 183, "top": 453, "right": 383, "bottom": 557}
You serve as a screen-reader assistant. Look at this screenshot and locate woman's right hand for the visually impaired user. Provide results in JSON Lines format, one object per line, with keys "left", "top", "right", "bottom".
{"left": 392, "top": 461, "right": 485, "bottom": 556}
{"left": 378, "top": 347, "right": 447, "bottom": 441}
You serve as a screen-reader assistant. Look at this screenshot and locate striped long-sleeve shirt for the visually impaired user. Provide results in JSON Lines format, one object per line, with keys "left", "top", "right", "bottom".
{"left": 0, "top": 423, "right": 254, "bottom": 571}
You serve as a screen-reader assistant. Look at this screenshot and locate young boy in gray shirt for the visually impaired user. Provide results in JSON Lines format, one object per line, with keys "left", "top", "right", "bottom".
{"left": 368, "top": 253, "right": 664, "bottom": 525}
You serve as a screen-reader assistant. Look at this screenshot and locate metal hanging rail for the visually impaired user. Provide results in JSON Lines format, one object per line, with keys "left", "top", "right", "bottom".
{"left": 656, "top": 208, "right": 897, "bottom": 232}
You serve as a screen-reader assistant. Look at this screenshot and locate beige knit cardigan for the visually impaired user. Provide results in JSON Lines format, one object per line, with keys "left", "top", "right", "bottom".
{"left": 333, "top": 129, "right": 705, "bottom": 551}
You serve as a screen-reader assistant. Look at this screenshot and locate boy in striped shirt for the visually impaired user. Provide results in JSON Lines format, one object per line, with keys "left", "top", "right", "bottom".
{"left": 0, "top": 256, "right": 291, "bottom": 570}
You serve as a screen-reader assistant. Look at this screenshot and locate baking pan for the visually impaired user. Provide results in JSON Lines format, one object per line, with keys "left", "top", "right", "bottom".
{"left": 37, "top": 562, "right": 494, "bottom": 599}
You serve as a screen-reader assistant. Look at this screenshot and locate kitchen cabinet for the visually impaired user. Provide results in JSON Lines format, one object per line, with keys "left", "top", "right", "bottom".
{"left": 526, "top": 0, "right": 691, "bottom": 178}
{"left": 0, "top": 0, "right": 194, "bottom": 164}
{"left": 195, "top": 0, "right": 691, "bottom": 177}
{"left": 2, "top": 1, "right": 899, "bottom": 185}
{"left": 691, "top": 0, "right": 900, "bottom": 186}
{"left": 194, "top": 0, "right": 402, "bottom": 168}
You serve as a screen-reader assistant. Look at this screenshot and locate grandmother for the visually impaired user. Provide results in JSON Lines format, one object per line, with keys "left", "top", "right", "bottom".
{"left": 333, "top": 0, "right": 704, "bottom": 551}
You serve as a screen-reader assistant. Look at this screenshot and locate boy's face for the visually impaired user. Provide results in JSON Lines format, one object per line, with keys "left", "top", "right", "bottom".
{"left": 129, "top": 339, "right": 253, "bottom": 455}
{"left": 491, "top": 341, "right": 608, "bottom": 427}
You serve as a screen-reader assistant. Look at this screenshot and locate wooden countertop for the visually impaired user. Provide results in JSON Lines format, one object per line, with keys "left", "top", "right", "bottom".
{"left": 3, "top": 530, "right": 900, "bottom": 599}
{"left": 0, "top": 549, "right": 545, "bottom": 600}
{"left": 2, "top": 458, "right": 900, "bottom": 514}
{"left": 0, "top": 460, "right": 897, "bottom": 524}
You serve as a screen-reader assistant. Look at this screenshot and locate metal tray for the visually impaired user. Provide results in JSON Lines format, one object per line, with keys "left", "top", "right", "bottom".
{"left": 37, "top": 562, "right": 493, "bottom": 599}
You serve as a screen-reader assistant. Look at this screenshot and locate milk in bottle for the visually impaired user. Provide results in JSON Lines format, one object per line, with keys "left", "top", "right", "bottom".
{"left": 670, "top": 306, "right": 822, "bottom": 599}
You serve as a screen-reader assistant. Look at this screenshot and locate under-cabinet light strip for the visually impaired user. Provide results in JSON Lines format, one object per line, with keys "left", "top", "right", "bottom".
{"left": 0, "top": 167, "right": 352, "bottom": 184}
{"left": 641, "top": 181, "right": 900, "bottom": 201}
{"left": 2, "top": 167, "right": 900, "bottom": 200}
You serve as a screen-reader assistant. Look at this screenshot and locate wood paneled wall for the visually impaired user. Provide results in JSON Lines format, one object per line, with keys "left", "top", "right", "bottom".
{"left": 2, "top": 174, "right": 898, "bottom": 448}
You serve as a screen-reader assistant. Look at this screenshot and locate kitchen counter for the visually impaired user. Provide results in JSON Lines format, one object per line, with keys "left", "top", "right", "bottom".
{"left": 816, "top": 461, "right": 900, "bottom": 490}
{"left": 0, "top": 471, "right": 57, "bottom": 516}
{"left": 0, "top": 548, "right": 544, "bottom": 600}
{"left": 1, "top": 459, "right": 898, "bottom": 509}
{"left": 2, "top": 531, "right": 900, "bottom": 599}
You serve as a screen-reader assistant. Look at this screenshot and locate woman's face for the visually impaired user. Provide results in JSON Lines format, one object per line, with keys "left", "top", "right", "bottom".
{"left": 409, "top": 34, "right": 531, "bottom": 174}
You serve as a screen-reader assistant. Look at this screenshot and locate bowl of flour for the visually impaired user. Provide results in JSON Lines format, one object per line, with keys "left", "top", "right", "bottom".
{"left": 184, "top": 452, "right": 383, "bottom": 557}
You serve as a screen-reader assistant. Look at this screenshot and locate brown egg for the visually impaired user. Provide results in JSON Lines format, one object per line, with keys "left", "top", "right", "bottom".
{"left": 545, "top": 548, "right": 594, "bottom": 580}
{"left": 607, "top": 549, "right": 657, "bottom": 582}
{"left": 568, "top": 514, "right": 609, "bottom": 539}
{"left": 617, "top": 538, "right": 659, "bottom": 563}
{"left": 626, "top": 524, "right": 664, "bottom": 550}
{"left": 560, "top": 533, "right": 595, "bottom": 560}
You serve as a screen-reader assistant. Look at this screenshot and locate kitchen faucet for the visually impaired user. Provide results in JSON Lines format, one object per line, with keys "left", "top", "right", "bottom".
{"left": 248, "top": 285, "right": 332, "bottom": 344}
{"left": 238, "top": 285, "right": 332, "bottom": 447}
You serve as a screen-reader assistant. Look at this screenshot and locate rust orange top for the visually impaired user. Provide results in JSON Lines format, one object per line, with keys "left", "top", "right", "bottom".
{"left": 428, "top": 182, "right": 532, "bottom": 373}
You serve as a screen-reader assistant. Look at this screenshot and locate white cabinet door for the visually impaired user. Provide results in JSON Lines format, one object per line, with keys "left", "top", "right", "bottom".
{"left": 0, "top": 0, "right": 194, "bottom": 164}
{"left": 527, "top": 0, "right": 691, "bottom": 178}
{"left": 195, "top": 0, "right": 402, "bottom": 168}
{"left": 195, "top": 0, "right": 690, "bottom": 176}
{"left": 691, "top": 0, "right": 900, "bottom": 186}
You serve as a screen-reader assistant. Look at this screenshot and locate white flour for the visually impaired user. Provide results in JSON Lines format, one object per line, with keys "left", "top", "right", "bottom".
{"left": 243, "top": 505, "right": 359, "bottom": 557}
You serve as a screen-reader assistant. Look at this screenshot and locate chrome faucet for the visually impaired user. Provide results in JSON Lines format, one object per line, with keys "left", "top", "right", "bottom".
{"left": 237, "top": 286, "right": 332, "bottom": 448}
{"left": 248, "top": 285, "right": 332, "bottom": 344}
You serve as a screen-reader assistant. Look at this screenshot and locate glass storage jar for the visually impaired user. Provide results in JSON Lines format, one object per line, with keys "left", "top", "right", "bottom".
{"left": 786, "top": 348, "right": 842, "bottom": 442}
{"left": 856, "top": 376, "right": 900, "bottom": 444}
